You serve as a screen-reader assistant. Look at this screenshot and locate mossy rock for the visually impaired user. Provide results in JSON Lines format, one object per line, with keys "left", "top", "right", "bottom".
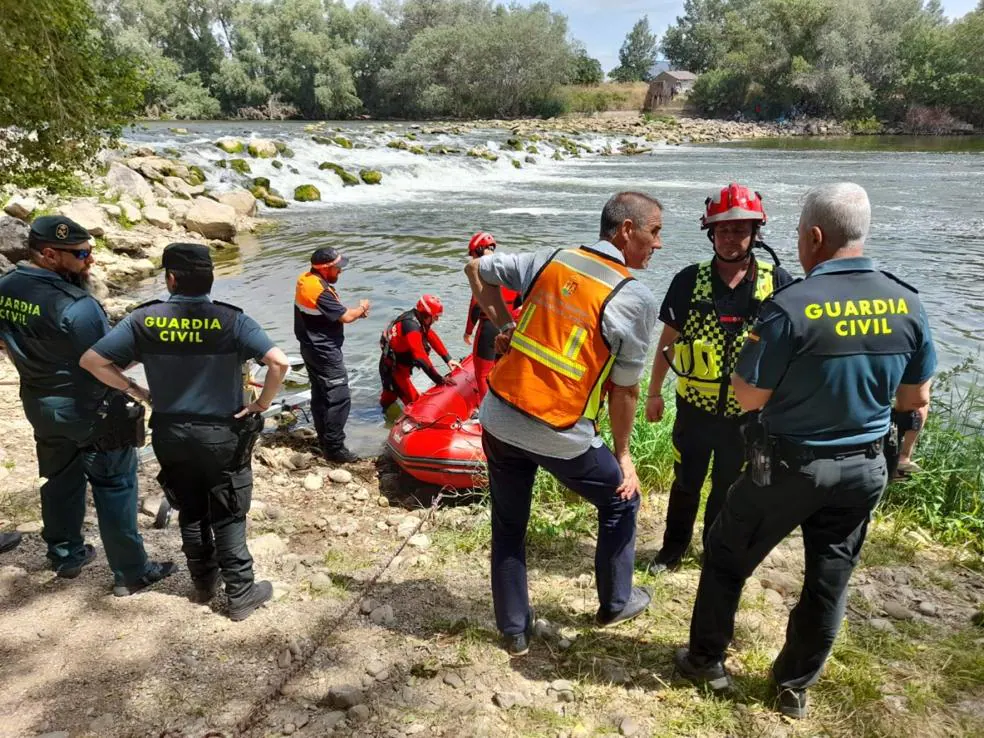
{"left": 247, "top": 140, "right": 277, "bottom": 158}
{"left": 506, "top": 137, "right": 523, "bottom": 151}
{"left": 169, "top": 127, "right": 189, "bottom": 135}
{"left": 263, "top": 194, "right": 288, "bottom": 209}
{"left": 293, "top": 184, "right": 321, "bottom": 202}
{"left": 332, "top": 137, "right": 353, "bottom": 149}
{"left": 404, "top": 132, "right": 417, "bottom": 141}
{"left": 428, "top": 145, "right": 449, "bottom": 155}
{"left": 252, "top": 177, "right": 271, "bottom": 190}
{"left": 528, "top": 134, "right": 542, "bottom": 142}
{"left": 511, "top": 159, "right": 522, "bottom": 169}
{"left": 188, "top": 165, "right": 207, "bottom": 184}
{"left": 552, "top": 151, "right": 564, "bottom": 161}
{"left": 386, "top": 140, "right": 409, "bottom": 151}
{"left": 216, "top": 139, "right": 244, "bottom": 154}
{"left": 318, "top": 162, "right": 360, "bottom": 186}
{"left": 481, "top": 152, "right": 499, "bottom": 162}
{"left": 409, "top": 145, "right": 426, "bottom": 155}
{"left": 229, "top": 159, "right": 251, "bottom": 175}
{"left": 215, "top": 159, "right": 228, "bottom": 169}
{"left": 271, "top": 160, "right": 284, "bottom": 170}
{"left": 312, "top": 135, "right": 334, "bottom": 145}
{"left": 525, "top": 155, "right": 537, "bottom": 165}
{"left": 359, "top": 169, "right": 383, "bottom": 185}
{"left": 163, "top": 148, "right": 182, "bottom": 158}
{"left": 250, "top": 185, "right": 269, "bottom": 200}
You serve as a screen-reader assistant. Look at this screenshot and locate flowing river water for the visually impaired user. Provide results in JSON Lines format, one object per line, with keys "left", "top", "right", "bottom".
{"left": 123, "top": 122, "right": 984, "bottom": 454}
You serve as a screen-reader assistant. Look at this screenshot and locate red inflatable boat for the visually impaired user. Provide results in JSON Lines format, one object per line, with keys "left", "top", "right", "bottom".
{"left": 385, "top": 354, "right": 487, "bottom": 488}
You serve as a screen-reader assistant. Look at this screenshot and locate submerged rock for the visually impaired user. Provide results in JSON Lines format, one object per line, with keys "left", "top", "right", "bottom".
{"left": 333, "top": 136, "right": 353, "bottom": 149}
{"left": 263, "top": 194, "right": 289, "bottom": 209}
{"left": 229, "top": 159, "right": 251, "bottom": 175}
{"left": 319, "top": 162, "right": 360, "bottom": 187}
{"left": 359, "top": 169, "right": 382, "bottom": 185}
{"left": 293, "top": 184, "right": 322, "bottom": 202}
{"left": 185, "top": 197, "right": 238, "bottom": 242}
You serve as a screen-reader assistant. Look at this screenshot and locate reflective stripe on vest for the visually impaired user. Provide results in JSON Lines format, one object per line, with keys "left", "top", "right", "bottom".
{"left": 488, "top": 247, "right": 632, "bottom": 430}
{"left": 294, "top": 272, "right": 334, "bottom": 316}
{"left": 674, "top": 260, "right": 774, "bottom": 417}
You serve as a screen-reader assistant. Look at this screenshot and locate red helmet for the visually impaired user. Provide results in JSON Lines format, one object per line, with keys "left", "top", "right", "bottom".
{"left": 468, "top": 231, "right": 497, "bottom": 257}
{"left": 416, "top": 294, "right": 444, "bottom": 318}
{"left": 701, "top": 183, "right": 767, "bottom": 229}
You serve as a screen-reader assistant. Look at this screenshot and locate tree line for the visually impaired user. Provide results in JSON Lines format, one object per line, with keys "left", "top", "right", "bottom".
{"left": 661, "top": 0, "right": 984, "bottom": 126}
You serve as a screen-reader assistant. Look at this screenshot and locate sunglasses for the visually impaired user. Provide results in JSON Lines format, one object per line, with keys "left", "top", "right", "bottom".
{"left": 50, "top": 247, "right": 92, "bottom": 260}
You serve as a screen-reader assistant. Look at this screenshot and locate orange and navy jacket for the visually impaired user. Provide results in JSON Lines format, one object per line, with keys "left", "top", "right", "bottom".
{"left": 464, "top": 287, "right": 523, "bottom": 338}
{"left": 380, "top": 310, "right": 449, "bottom": 385}
{"left": 294, "top": 270, "right": 346, "bottom": 351}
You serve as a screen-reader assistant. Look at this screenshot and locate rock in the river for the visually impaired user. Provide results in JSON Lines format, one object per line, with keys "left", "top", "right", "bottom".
{"left": 263, "top": 194, "right": 288, "bottom": 209}
{"left": 3, "top": 195, "right": 38, "bottom": 220}
{"left": 247, "top": 139, "right": 278, "bottom": 158}
{"left": 185, "top": 197, "right": 237, "bottom": 241}
{"left": 216, "top": 189, "right": 257, "bottom": 217}
{"left": 229, "top": 158, "right": 251, "bottom": 175}
{"left": 359, "top": 169, "right": 382, "bottom": 185}
{"left": 106, "top": 162, "right": 154, "bottom": 204}
{"left": 293, "top": 184, "right": 321, "bottom": 202}
{"left": 318, "top": 162, "right": 360, "bottom": 186}
{"left": 216, "top": 137, "right": 245, "bottom": 154}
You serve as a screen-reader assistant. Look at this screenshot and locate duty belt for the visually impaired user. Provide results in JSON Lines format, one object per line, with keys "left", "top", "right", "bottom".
{"left": 773, "top": 436, "right": 883, "bottom": 465}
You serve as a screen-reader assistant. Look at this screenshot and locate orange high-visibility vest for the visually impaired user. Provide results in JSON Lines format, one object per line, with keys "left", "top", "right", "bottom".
{"left": 488, "top": 247, "right": 633, "bottom": 430}
{"left": 294, "top": 271, "right": 336, "bottom": 315}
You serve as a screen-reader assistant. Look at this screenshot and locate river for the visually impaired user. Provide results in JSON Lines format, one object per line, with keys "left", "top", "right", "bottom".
{"left": 123, "top": 122, "right": 984, "bottom": 454}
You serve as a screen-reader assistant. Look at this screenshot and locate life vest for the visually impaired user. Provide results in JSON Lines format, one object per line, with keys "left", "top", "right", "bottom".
{"left": 488, "top": 246, "right": 633, "bottom": 430}
{"left": 673, "top": 259, "right": 774, "bottom": 417}
{"left": 380, "top": 310, "right": 431, "bottom": 367}
{"left": 294, "top": 271, "right": 344, "bottom": 344}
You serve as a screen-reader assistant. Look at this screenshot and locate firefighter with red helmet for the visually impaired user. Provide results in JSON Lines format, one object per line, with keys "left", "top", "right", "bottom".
{"left": 463, "top": 232, "right": 523, "bottom": 401}
{"left": 644, "top": 183, "right": 795, "bottom": 573}
{"left": 379, "top": 294, "right": 461, "bottom": 409}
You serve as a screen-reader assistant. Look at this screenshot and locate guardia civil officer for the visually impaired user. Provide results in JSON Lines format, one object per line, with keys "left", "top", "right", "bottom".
{"left": 81, "top": 243, "right": 290, "bottom": 621}
{"left": 294, "top": 247, "right": 370, "bottom": 463}
{"left": 645, "top": 184, "right": 794, "bottom": 573}
{"left": 465, "top": 192, "right": 662, "bottom": 656}
{"left": 674, "top": 183, "right": 936, "bottom": 718}
{"left": 0, "top": 216, "right": 174, "bottom": 593}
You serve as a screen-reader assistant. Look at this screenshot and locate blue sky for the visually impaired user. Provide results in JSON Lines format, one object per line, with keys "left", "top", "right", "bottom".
{"left": 532, "top": 0, "right": 981, "bottom": 72}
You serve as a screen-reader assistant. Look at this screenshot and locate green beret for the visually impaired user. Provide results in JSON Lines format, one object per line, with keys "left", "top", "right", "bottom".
{"left": 29, "top": 215, "right": 91, "bottom": 247}
{"left": 162, "top": 243, "right": 213, "bottom": 273}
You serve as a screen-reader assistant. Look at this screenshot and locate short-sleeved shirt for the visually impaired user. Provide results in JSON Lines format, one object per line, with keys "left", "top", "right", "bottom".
{"left": 294, "top": 272, "right": 346, "bottom": 358}
{"left": 92, "top": 294, "right": 275, "bottom": 418}
{"left": 735, "top": 256, "right": 937, "bottom": 446}
{"left": 477, "top": 240, "right": 658, "bottom": 459}
{"left": 0, "top": 264, "right": 110, "bottom": 405}
{"left": 659, "top": 257, "right": 795, "bottom": 333}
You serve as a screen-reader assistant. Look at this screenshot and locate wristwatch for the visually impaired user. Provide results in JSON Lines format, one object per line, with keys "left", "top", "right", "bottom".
{"left": 498, "top": 321, "right": 517, "bottom": 334}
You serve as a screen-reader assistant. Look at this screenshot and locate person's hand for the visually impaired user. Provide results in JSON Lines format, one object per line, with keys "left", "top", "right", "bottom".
{"left": 359, "top": 299, "right": 370, "bottom": 318}
{"left": 128, "top": 384, "right": 152, "bottom": 405}
{"left": 615, "top": 454, "right": 641, "bottom": 501}
{"left": 235, "top": 401, "right": 269, "bottom": 418}
{"left": 441, "top": 375, "right": 456, "bottom": 386}
{"left": 448, "top": 359, "right": 462, "bottom": 372}
{"left": 494, "top": 327, "right": 514, "bottom": 355}
{"left": 463, "top": 332, "right": 473, "bottom": 346}
{"left": 645, "top": 395, "right": 665, "bottom": 422}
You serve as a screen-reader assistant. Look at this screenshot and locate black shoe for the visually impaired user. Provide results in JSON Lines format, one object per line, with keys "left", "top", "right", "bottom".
{"left": 502, "top": 609, "right": 534, "bottom": 657}
{"left": 0, "top": 532, "right": 22, "bottom": 554}
{"left": 648, "top": 554, "right": 682, "bottom": 575}
{"left": 776, "top": 685, "right": 808, "bottom": 719}
{"left": 595, "top": 586, "right": 652, "bottom": 627}
{"left": 228, "top": 580, "right": 273, "bottom": 622}
{"left": 55, "top": 544, "right": 97, "bottom": 579}
{"left": 113, "top": 560, "right": 178, "bottom": 597}
{"left": 190, "top": 570, "right": 221, "bottom": 603}
{"left": 324, "top": 446, "right": 359, "bottom": 463}
{"left": 673, "top": 647, "right": 733, "bottom": 694}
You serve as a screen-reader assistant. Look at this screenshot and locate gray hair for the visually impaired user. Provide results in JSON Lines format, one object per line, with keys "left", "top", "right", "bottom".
{"left": 800, "top": 182, "right": 871, "bottom": 250}
{"left": 600, "top": 191, "right": 662, "bottom": 240}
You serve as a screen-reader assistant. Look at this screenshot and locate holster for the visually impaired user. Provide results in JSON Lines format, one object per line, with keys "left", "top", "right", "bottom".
{"left": 89, "top": 391, "right": 146, "bottom": 451}
{"left": 884, "top": 423, "right": 901, "bottom": 481}
{"left": 231, "top": 412, "right": 264, "bottom": 471}
{"left": 156, "top": 467, "right": 181, "bottom": 511}
{"left": 740, "top": 411, "right": 773, "bottom": 487}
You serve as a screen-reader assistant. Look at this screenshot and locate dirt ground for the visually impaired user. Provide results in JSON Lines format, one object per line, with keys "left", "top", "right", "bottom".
{"left": 1, "top": 354, "right": 983, "bottom": 738}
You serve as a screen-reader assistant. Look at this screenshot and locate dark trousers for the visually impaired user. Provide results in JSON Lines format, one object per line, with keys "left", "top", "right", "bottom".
{"left": 301, "top": 345, "right": 351, "bottom": 453}
{"left": 152, "top": 420, "right": 255, "bottom": 599}
{"left": 659, "top": 398, "right": 744, "bottom": 562}
{"left": 689, "top": 450, "right": 887, "bottom": 689}
{"left": 22, "top": 394, "right": 148, "bottom": 584}
{"left": 483, "top": 430, "right": 640, "bottom": 636}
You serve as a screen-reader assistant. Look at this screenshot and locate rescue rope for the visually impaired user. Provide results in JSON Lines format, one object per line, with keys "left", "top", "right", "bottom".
{"left": 232, "top": 490, "right": 444, "bottom": 736}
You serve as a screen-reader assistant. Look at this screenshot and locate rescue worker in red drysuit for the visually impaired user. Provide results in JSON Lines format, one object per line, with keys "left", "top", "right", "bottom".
{"left": 379, "top": 295, "right": 461, "bottom": 409}
{"left": 462, "top": 232, "right": 522, "bottom": 401}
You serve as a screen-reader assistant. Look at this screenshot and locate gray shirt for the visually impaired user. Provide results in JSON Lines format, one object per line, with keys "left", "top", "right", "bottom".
{"left": 478, "top": 240, "right": 658, "bottom": 459}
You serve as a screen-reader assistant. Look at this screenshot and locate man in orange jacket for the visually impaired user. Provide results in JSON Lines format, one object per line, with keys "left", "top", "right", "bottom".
{"left": 294, "top": 247, "right": 370, "bottom": 463}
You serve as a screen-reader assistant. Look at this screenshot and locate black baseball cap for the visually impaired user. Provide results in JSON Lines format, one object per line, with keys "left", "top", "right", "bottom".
{"left": 311, "top": 247, "right": 349, "bottom": 269}
{"left": 162, "top": 243, "right": 213, "bottom": 273}
{"left": 29, "top": 215, "right": 91, "bottom": 247}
